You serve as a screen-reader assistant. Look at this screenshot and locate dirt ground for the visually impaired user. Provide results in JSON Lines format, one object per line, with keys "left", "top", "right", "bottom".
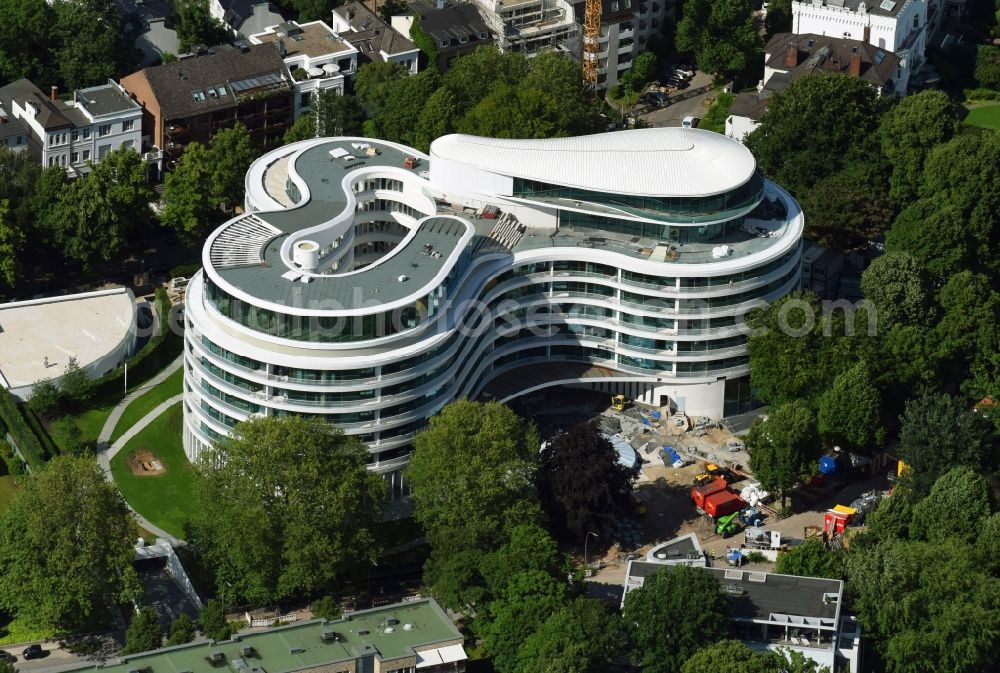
{"left": 126, "top": 449, "right": 166, "bottom": 476}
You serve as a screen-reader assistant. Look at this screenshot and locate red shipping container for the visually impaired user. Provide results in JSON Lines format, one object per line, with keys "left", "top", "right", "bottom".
{"left": 704, "top": 491, "right": 743, "bottom": 519}
{"left": 691, "top": 478, "right": 728, "bottom": 510}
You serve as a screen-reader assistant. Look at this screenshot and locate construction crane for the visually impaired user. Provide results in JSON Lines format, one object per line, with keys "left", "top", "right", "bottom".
{"left": 583, "top": 0, "right": 601, "bottom": 88}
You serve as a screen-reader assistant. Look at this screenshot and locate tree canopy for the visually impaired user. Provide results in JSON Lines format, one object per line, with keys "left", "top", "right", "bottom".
{"left": 745, "top": 73, "right": 888, "bottom": 196}
{"left": 537, "top": 421, "right": 636, "bottom": 542}
{"left": 408, "top": 400, "right": 539, "bottom": 546}
{"left": 189, "top": 415, "right": 386, "bottom": 604}
{"left": 746, "top": 400, "right": 820, "bottom": 506}
{"left": 860, "top": 253, "right": 935, "bottom": 330}
{"left": 623, "top": 565, "right": 731, "bottom": 673}
{"left": 513, "top": 598, "right": 627, "bottom": 673}
{"left": 774, "top": 539, "right": 842, "bottom": 579}
{"left": 895, "top": 392, "right": 997, "bottom": 497}
{"left": 122, "top": 607, "right": 163, "bottom": 654}
{"left": 676, "top": 0, "right": 762, "bottom": 80}
{"left": 683, "top": 639, "right": 827, "bottom": 673}
{"left": 817, "top": 361, "right": 884, "bottom": 452}
{"left": 352, "top": 48, "right": 599, "bottom": 152}
{"left": 0, "top": 456, "right": 140, "bottom": 631}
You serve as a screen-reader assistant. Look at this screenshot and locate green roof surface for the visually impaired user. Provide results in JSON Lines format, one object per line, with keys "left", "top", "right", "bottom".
{"left": 73, "top": 600, "right": 460, "bottom": 673}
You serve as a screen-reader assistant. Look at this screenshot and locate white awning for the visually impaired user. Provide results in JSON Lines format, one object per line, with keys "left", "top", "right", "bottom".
{"left": 416, "top": 644, "right": 467, "bottom": 668}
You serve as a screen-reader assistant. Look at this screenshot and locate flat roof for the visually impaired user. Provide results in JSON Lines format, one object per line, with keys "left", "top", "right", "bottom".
{"left": 74, "top": 83, "right": 140, "bottom": 116}
{"left": 253, "top": 21, "right": 355, "bottom": 58}
{"left": 429, "top": 129, "right": 758, "bottom": 198}
{"left": 68, "top": 599, "right": 462, "bottom": 673}
{"left": 0, "top": 289, "right": 135, "bottom": 390}
{"left": 625, "top": 563, "right": 842, "bottom": 623}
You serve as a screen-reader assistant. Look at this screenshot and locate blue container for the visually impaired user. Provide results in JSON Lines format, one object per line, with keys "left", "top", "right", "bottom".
{"left": 819, "top": 454, "right": 839, "bottom": 475}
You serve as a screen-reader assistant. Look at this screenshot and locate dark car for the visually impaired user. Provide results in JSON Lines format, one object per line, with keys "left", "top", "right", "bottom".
{"left": 0, "top": 651, "right": 14, "bottom": 663}
{"left": 22, "top": 644, "right": 45, "bottom": 660}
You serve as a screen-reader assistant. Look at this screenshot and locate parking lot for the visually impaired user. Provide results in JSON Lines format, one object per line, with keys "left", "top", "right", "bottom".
{"left": 638, "top": 70, "right": 719, "bottom": 128}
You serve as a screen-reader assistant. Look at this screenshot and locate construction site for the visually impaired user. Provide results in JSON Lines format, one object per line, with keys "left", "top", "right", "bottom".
{"left": 511, "top": 387, "right": 893, "bottom": 595}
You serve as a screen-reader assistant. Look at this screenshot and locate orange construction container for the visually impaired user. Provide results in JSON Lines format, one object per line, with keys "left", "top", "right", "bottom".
{"left": 704, "top": 490, "right": 743, "bottom": 519}
{"left": 692, "top": 477, "right": 728, "bottom": 510}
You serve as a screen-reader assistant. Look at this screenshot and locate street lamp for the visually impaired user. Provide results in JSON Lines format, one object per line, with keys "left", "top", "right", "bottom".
{"left": 584, "top": 531, "right": 599, "bottom": 572}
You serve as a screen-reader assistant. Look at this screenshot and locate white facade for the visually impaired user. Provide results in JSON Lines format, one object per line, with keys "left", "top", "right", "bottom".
{"left": 791, "top": 0, "right": 927, "bottom": 88}
{"left": 725, "top": 115, "right": 761, "bottom": 143}
{"left": 11, "top": 81, "right": 143, "bottom": 173}
{"left": 472, "top": 0, "right": 580, "bottom": 55}
{"left": 183, "top": 130, "right": 803, "bottom": 494}
{"left": 248, "top": 21, "right": 359, "bottom": 120}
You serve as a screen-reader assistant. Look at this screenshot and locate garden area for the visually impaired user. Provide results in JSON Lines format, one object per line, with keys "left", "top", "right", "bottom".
{"left": 964, "top": 103, "right": 1000, "bottom": 131}
{"left": 109, "top": 403, "right": 197, "bottom": 538}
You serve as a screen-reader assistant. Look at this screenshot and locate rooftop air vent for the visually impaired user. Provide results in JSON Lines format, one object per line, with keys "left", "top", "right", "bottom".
{"left": 403, "top": 623, "right": 414, "bottom": 630}
{"left": 397, "top": 275, "right": 408, "bottom": 282}
{"left": 358, "top": 629, "right": 370, "bottom": 636}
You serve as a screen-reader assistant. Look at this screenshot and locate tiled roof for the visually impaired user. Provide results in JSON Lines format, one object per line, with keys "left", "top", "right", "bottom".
{"left": 334, "top": 2, "right": 418, "bottom": 59}
{"left": 765, "top": 33, "right": 901, "bottom": 89}
{"left": 0, "top": 79, "right": 72, "bottom": 131}
{"left": 125, "top": 43, "right": 292, "bottom": 119}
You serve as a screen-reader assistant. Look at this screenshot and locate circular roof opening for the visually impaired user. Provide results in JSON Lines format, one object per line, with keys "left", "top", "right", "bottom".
{"left": 296, "top": 240, "right": 318, "bottom": 251}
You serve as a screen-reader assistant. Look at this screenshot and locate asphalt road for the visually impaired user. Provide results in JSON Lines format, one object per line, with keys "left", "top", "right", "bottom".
{"left": 639, "top": 70, "right": 720, "bottom": 127}
{"left": 5, "top": 643, "right": 91, "bottom": 673}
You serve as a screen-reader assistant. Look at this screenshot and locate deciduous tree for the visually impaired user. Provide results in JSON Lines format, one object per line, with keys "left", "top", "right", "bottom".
{"left": 29, "top": 379, "right": 62, "bottom": 417}
{"left": 122, "top": 607, "right": 162, "bottom": 654}
{"left": 860, "top": 252, "right": 934, "bottom": 330}
{"left": 910, "top": 467, "right": 992, "bottom": 545}
{"left": 683, "top": 639, "right": 827, "bottom": 673}
{"left": 774, "top": 538, "right": 842, "bottom": 579}
{"left": 60, "top": 356, "right": 93, "bottom": 407}
{"left": 197, "top": 599, "right": 232, "bottom": 641}
{"left": 209, "top": 122, "right": 258, "bottom": 212}
{"left": 190, "top": 416, "right": 386, "bottom": 604}
{"left": 0, "top": 200, "right": 23, "bottom": 287}
{"left": 746, "top": 400, "right": 820, "bottom": 506}
{"left": 538, "top": 421, "right": 636, "bottom": 542}
{"left": 623, "top": 565, "right": 730, "bottom": 673}
{"left": 174, "top": 0, "right": 229, "bottom": 53}
{"left": 166, "top": 612, "right": 196, "bottom": 646}
{"left": 796, "top": 160, "right": 896, "bottom": 249}
{"left": 408, "top": 400, "right": 538, "bottom": 546}
{"left": 745, "top": 73, "right": 888, "bottom": 196}
{"left": 513, "top": 598, "right": 627, "bottom": 673}
{"left": 161, "top": 142, "right": 217, "bottom": 242}
{"left": 676, "top": 0, "right": 762, "bottom": 79}
{"left": 896, "top": 392, "right": 997, "bottom": 497}
{"left": 877, "top": 90, "right": 958, "bottom": 204}
{"left": 0, "top": 0, "right": 55, "bottom": 84}
{"left": 817, "top": 361, "right": 884, "bottom": 452}
{"left": 0, "top": 456, "right": 140, "bottom": 631}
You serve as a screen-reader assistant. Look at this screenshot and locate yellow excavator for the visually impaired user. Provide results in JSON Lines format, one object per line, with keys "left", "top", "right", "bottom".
{"left": 611, "top": 394, "right": 627, "bottom": 411}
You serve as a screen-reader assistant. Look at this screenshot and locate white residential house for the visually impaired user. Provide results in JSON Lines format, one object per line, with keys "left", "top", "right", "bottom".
{"left": 0, "top": 79, "right": 143, "bottom": 174}
{"left": 249, "top": 21, "right": 360, "bottom": 119}
{"left": 471, "top": 0, "right": 581, "bottom": 55}
{"left": 791, "top": 0, "right": 927, "bottom": 91}
{"left": 331, "top": 2, "right": 421, "bottom": 74}
{"left": 210, "top": 0, "right": 286, "bottom": 39}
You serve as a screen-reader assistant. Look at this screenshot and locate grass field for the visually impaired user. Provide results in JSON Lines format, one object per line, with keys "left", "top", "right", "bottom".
{"left": 110, "top": 403, "right": 196, "bottom": 538}
{"left": 0, "top": 476, "right": 19, "bottom": 516}
{"left": 964, "top": 104, "right": 1000, "bottom": 130}
{"left": 110, "top": 367, "right": 184, "bottom": 443}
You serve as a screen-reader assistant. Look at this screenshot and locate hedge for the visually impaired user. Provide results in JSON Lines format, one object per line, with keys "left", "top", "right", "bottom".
{"left": 0, "top": 390, "right": 47, "bottom": 468}
{"left": 0, "top": 440, "right": 25, "bottom": 476}
{"left": 965, "top": 87, "right": 1000, "bottom": 102}
{"left": 89, "top": 289, "right": 182, "bottom": 402}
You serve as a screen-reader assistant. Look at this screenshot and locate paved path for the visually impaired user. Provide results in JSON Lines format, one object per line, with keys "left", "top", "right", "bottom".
{"left": 95, "top": 354, "right": 185, "bottom": 544}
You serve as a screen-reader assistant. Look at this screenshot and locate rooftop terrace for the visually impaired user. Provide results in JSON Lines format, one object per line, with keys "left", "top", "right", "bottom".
{"left": 252, "top": 21, "right": 355, "bottom": 58}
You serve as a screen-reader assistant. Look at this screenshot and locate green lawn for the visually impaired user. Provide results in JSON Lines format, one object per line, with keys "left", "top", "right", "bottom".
{"left": 0, "top": 616, "right": 54, "bottom": 646}
{"left": 109, "top": 403, "right": 197, "bottom": 538}
{"left": 0, "top": 476, "right": 19, "bottom": 516}
{"left": 964, "top": 104, "right": 1000, "bottom": 131}
{"left": 110, "top": 367, "right": 184, "bottom": 443}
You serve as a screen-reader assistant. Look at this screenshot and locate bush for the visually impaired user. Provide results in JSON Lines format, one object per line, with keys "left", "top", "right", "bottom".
{"left": 311, "top": 596, "right": 341, "bottom": 621}
{"left": 976, "top": 44, "right": 1000, "bottom": 89}
{"left": 122, "top": 607, "right": 162, "bottom": 655}
{"left": 0, "top": 389, "right": 48, "bottom": 467}
{"left": 965, "top": 87, "right": 1000, "bottom": 101}
{"left": 198, "top": 600, "right": 233, "bottom": 642}
{"left": 292, "top": 67, "right": 308, "bottom": 81}
{"left": 60, "top": 357, "right": 93, "bottom": 407}
{"left": 743, "top": 551, "right": 769, "bottom": 564}
{"left": 167, "top": 613, "right": 196, "bottom": 646}
{"left": 0, "top": 440, "right": 24, "bottom": 476}
{"left": 697, "top": 92, "right": 736, "bottom": 133}
{"left": 29, "top": 379, "right": 63, "bottom": 416}
{"left": 610, "top": 85, "right": 623, "bottom": 99}
{"left": 169, "top": 260, "right": 202, "bottom": 279}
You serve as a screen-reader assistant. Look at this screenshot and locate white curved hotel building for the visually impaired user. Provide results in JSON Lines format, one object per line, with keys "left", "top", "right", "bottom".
{"left": 183, "top": 129, "right": 804, "bottom": 494}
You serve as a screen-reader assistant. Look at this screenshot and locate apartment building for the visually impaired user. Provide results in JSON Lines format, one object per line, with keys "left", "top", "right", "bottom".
{"left": 471, "top": 0, "right": 580, "bottom": 55}
{"left": 120, "top": 43, "right": 294, "bottom": 171}
{"left": 332, "top": 2, "right": 421, "bottom": 74}
{"left": 0, "top": 79, "right": 143, "bottom": 174}
{"left": 391, "top": 2, "right": 493, "bottom": 72}
{"left": 249, "top": 21, "right": 360, "bottom": 118}
{"left": 574, "top": 0, "right": 674, "bottom": 89}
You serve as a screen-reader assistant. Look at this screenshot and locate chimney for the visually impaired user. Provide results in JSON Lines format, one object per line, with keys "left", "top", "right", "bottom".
{"left": 50, "top": 86, "right": 57, "bottom": 101}
{"left": 785, "top": 44, "right": 799, "bottom": 68}
{"left": 849, "top": 52, "right": 862, "bottom": 77}
{"left": 863, "top": 25, "right": 871, "bottom": 44}
{"left": 277, "top": 38, "right": 286, "bottom": 56}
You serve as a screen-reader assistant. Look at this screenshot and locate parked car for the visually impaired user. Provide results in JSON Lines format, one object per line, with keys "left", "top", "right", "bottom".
{"left": 0, "top": 651, "right": 15, "bottom": 663}
{"left": 672, "top": 64, "right": 695, "bottom": 77}
{"left": 670, "top": 69, "right": 692, "bottom": 81}
{"left": 682, "top": 115, "right": 699, "bottom": 128}
{"left": 22, "top": 645, "right": 45, "bottom": 660}
{"left": 648, "top": 91, "right": 669, "bottom": 106}
{"left": 666, "top": 76, "right": 689, "bottom": 90}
